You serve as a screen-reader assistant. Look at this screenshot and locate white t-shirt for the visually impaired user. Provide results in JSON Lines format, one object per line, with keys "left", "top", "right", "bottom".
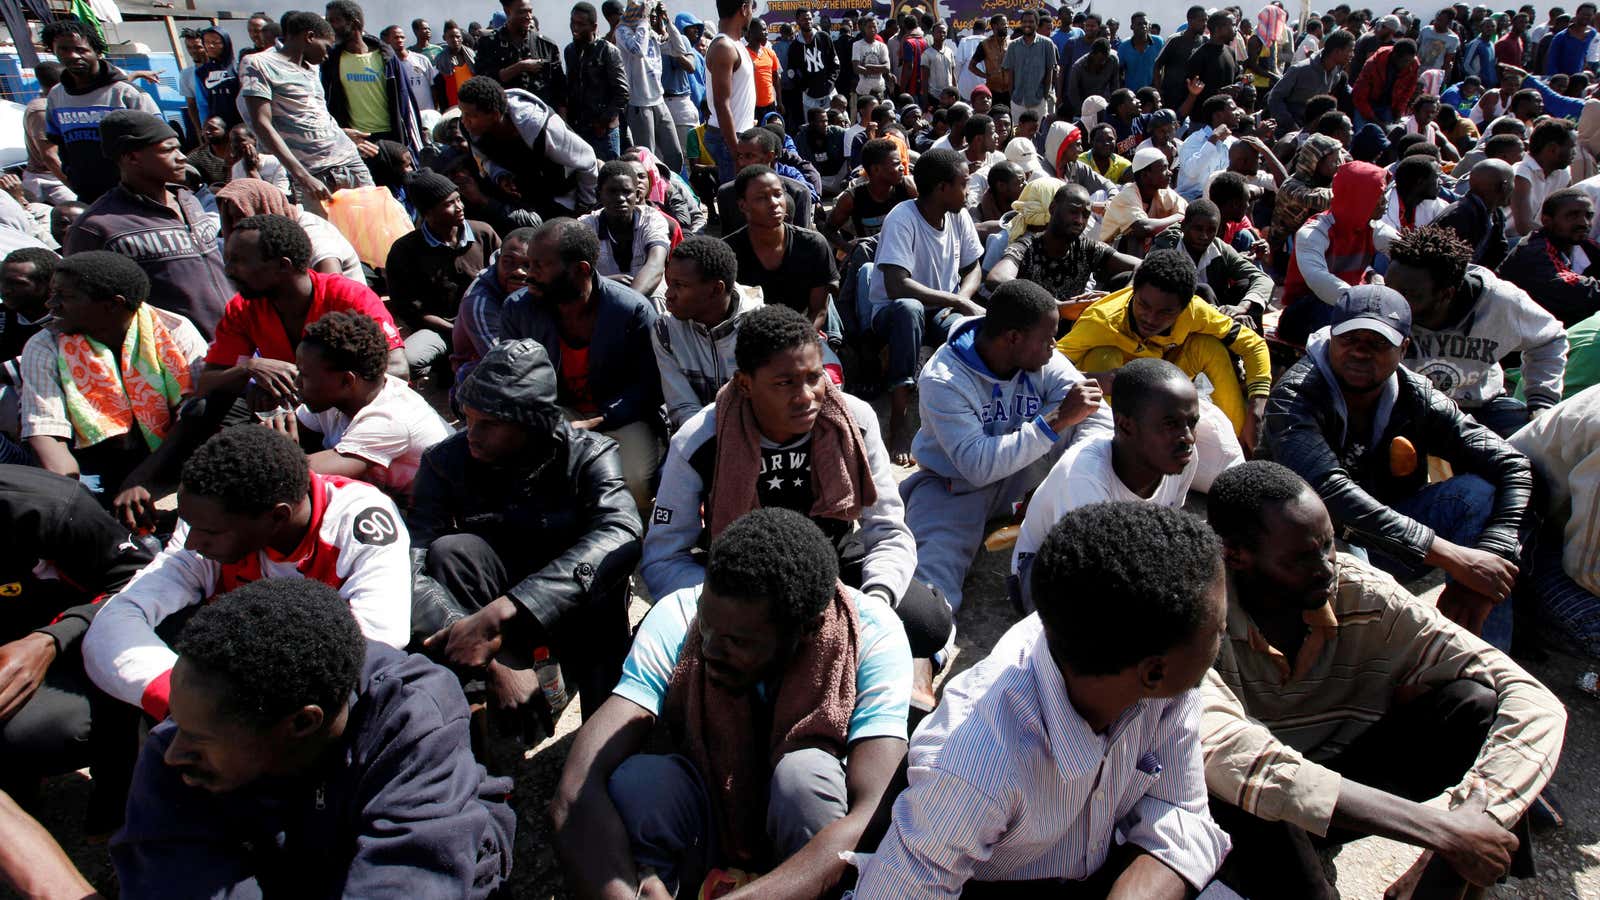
{"left": 922, "top": 43, "right": 957, "bottom": 96}
{"left": 295, "top": 374, "right": 451, "bottom": 496}
{"left": 855, "top": 38, "right": 891, "bottom": 96}
{"left": 1515, "top": 155, "right": 1573, "bottom": 231}
{"left": 399, "top": 51, "right": 437, "bottom": 112}
{"left": 232, "top": 153, "right": 292, "bottom": 197}
{"left": 867, "top": 199, "right": 983, "bottom": 310}
{"left": 579, "top": 207, "right": 673, "bottom": 301}
{"left": 1012, "top": 398, "right": 1242, "bottom": 576}
{"left": 955, "top": 34, "right": 985, "bottom": 100}
{"left": 296, "top": 209, "right": 365, "bottom": 282}
{"left": 1293, "top": 34, "right": 1321, "bottom": 64}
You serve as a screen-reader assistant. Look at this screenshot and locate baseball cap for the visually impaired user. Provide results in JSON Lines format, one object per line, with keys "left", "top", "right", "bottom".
{"left": 1130, "top": 146, "right": 1168, "bottom": 174}
{"left": 1330, "top": 285, "right": 1412, "bottom": 346}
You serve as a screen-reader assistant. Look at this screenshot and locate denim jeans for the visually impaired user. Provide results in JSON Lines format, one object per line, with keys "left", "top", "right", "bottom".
{"left": 1275, "top": 297, "right": 1339, "bottom": 346}
{"left": 704, "top": 126, "right": 737, "bottom": 183}
{"left": 584, "top": 126, "right": 621, "bottom": 162}
{"left": 870, "top": 299, "right": 962, "bottom": 389}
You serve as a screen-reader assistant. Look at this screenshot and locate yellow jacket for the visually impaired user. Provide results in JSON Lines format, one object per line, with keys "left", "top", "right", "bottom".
{"left": 1056, "top": 286, "right": 1273, "bottom": 398}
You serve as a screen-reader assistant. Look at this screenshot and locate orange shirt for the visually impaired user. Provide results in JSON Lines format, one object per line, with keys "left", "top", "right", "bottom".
{"left": 748, "top": 44, "right": 780, "bottom": 108}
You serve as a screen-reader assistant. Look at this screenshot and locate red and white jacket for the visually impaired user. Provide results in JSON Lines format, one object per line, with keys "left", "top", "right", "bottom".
{"left": 83, "top": 474, "right": 412, "bottom": 718}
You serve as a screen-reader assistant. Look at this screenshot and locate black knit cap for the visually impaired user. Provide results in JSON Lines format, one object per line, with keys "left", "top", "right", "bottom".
{"left": 100, "top": 110, "right": 178, "bottom": 158}
{"left": 405, "top": 168, "right": 460, "bottom": 213}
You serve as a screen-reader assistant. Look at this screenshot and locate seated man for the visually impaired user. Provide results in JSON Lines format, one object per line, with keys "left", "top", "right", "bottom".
{"left": 1433, "top": 159, "right": 1513, "bottom": 270}
{"left": 1079, "top": 122, "right": 1131, "bottom": 182}
{"left": 198, "top": 215, "right": 406, "bottom": 411}
{"left": 825, "top": 137, "right": 916, "bottom": 250}
{"left": 655, "top": 236, "right": 764, "bottom": 431}
{"left": 855, "top": 502, "right": 1233, "bottom": 897}
{"left": 967, "top": 160, "right": 1025, "bottom": 239}
{"left": 0, "top": 248, "right": 55, "bottom": 461}
{"left": 1175, "top": 94, "right": 1241, "bottom": 201}
{"left": 985, "top": 183, "right": 1139, "bottom": 304}
{"left": 1150, "top": 200, "right": 1274, "bottom": 327}
{"left": 723, "top": 165, "right": 841, "bottom": 343}
{"left": 1381, "top": 155, "right": 1449, "bottom": 231}
{"left": 452, "top": 225, "right": 534, "bottom": 386}
{"left": 456, "top": 76, "right": 599, "bottom": 219}
{"left": 715, "top": 128, "right": 816, "bottom": 233}
{"left": 1497, "top": 187, "right": 1600, "bottom": 327}
{"left": 580, "top": 160, "right": 671, "bottom": 302}
{"left": 0, "top": 466, "right": 153, "bottom": 826}
{"left": 501, "top": 218, "right": 662, "bottom": 512}
{"left": 383, "top": 169, "right": 500, "bottom": 379}
{"left": 902, "top": 280, "right": 1108, "bottom": 614}
{"left": 1059, "top": 249, "right": 1272, "bottom": 451}
{"left": 1510, "top": 120, "right": 1575, "bottom": 238}
{"left": 1201, "top": 461, "right": 1566, "bottom": 900}
{"left": 1512, "top": 384, "right": 1600, "bottom": 656}
{"left": 411, "top": 339, "right": 641, "bottom": 716}
{"left": 642, "top": 305, "right": 949, "bottom": 694}
{"left": 288, "top": 311, "right": 451, "bottom": 497}
{"left": 1386, "top": 225, "right": 1568, "bottom": 438}
{"left": 1098, "top": 147, "right": 1187, "bottom": 254}
{"left": 1278, "top": 160, "right": 1395, "bottom": 346}
{"left": 112, "top": 578, "right": 515, "bottom": 898}
{"left": 1261, "top": 286, "right": 1534, "bottom": 651}
{"left": 83, "top": 425, "right": 412, "bottom": 718}
{"left": 866, "top": 149, "right": 985, "bottom": 465}
{"left": 551, "top": 508, "right": 911, "bottom": 900}
{"left": 20, "top": 252, "right": 206, "bottom": 525}
{"left": 1013, "top": 358, "right": 1243, "bottom": 602}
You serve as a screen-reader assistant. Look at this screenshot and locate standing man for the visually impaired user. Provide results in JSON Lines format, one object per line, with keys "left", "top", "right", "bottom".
{"left": 744, "top": 16, "right": 782, "bottom": 123}
{"left": 705, "top": 0, "right": 758, "bottom": 183}
{"left": 1117, "top": 12, "right": 1164, "bottom": 92}
{"left": 1186, "top": 10, "right": 1241, "bottom": 107}
{"left": 1267, "top": 30, "right": 1354, "bottom": 130}
{"left": 1003, "top": 10, "right": 1057, "bottom": 121}
{"left": 617, "top": 0, "right": 687, "bottom": 172}
{"left": 567, "top": 1, "right": 631, "bottom": 163}
{"left": 40, "top": 19, "right": 160, "bottom": 204}
{"left": 320, "top": 0, "right": 425, "bottom": 158}
{"left": 382, "top": 25, "right": 438, "bottom": 113}
{"left": 1418, "top": 8, "right": 1463, "bottom": 74}
{"left": 787, "top": 8, "right": 838, "bottom": 115}
{"left": 409, "top": 19, "right": 443, "bottom": 63}
{"left": 1155, "top": 5, "right": 1210, "bottom": 113}
{"left": 477, "top": 0, "right": 568, "bottom": 109}
{"left": 1351, "top": 13, "right": 1400, "bottom": 82}
{"left": 920, "top": 21, "right": 956, "bottom": 108}
{"left": 237, "top": 11, "right": 372, "bottom": 217}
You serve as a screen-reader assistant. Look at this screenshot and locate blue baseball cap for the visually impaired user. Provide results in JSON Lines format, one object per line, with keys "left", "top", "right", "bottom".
{"left": 1331, "top": 285, "right": 1412, "bottom": 347}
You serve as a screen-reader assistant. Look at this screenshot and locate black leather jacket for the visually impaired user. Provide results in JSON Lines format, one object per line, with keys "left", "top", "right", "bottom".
{"left": 1260, "top": 353, "right": 1533, "bottom": 565}
{"left": 407, "top": 427, "right": 642, "bottom": 632}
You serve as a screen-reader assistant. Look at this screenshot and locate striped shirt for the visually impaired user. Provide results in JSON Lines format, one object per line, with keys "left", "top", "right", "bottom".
{"left": 1510, "top": 384, "right": 1600, "bottom": 596}
{"left": 855, "top": 615, "right": 1229, "bottom": 896}
{"left": 1201, "top": 556, "right": 1567, "bottom": 836}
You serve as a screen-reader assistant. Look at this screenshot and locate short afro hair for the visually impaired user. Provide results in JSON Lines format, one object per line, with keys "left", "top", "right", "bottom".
{"left": 913, "top": 148, "right": 966, "bottom": 196}
{"left": 301, "top": 311, "right": 389, "bottom": 381}
{"left": 1207, "top": 171, "right": 1250, "bottom": 207}
{"left": 1033, "top": 502, "right": 1221, "bottom": 676}
{"left": 55, "top": 251, "right": 149, "bottom": 310}
{"left": 1530, "top": 119, "right": 1575, "bottom": 154}
{"left": 669, "top": 235, "right": 738, "bottom": 289}
{"left": 181, "top": 425, "right": 310, "bottom": 515}
{"left": 706, "top": 508, "right": 839, "bottom": 637}
{"left": 1132, "top": 248, "right": 1198, "bottom": 300}
{"left": 1544, "top": 186, "right": 1594, "bottom": 217}
{"left": 980, "top": 279, "right": 1056, "bottom": 340}
{"left": 737, "top": 126, "right": 781, "bottom": 156}
{"left": 860, "top": 138, "right": 899, "bottom": 171}
{"left": 1200, "top": 93, "right": 1235, "bottom": 124}
{"left": 42, "top": 19, "right": 106, "bottom": 55}
{"left": 233, "top": 213, "right": 313, "bottom": 270}
{"left": 734, "top": 163, "right": 779, "bottom": 200}
{"left": 4, "top": 247, "right": 60, "bottom": 281}
{"left": 597, "top": 158, "right": 638, "bottom": 191}
{"left": 324, "top": 0, "right": 364, "bottom": 25}
{"left": 1112, "top": 357, "right": 1191, "bottom": 420}
{"left": 1185, "top": 198, "right": 1221, "bottom": 223}
{"left": 535, "top": 217, "right": 600, "bottom": 267}
{"left": 175, "top": 577, "right": 364, "bottom": 729}
{"left": 735, "top": 304, "right": 818, "bottom": 372}
{"left": 457, "top": 76, "right": 509, "bottom": 115}
{"left": 1206, "top": 460, "right": 1315, "bottom": 545}
{"left": 963, "top": 113, "right": 994, "bottom": 142}
{"left": 1386, "top": 224, "right": 1471, "bottom": 289}
{"left": 280, "top": 10, "right": 334, "bottom": 39}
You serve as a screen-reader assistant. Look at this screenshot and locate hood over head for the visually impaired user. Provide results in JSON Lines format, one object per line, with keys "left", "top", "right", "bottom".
{"left": 455, "top": 338, "right": 559, "bottom": 424}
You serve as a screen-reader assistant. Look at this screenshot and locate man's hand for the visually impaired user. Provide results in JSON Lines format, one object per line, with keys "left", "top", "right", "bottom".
{"left": 1210, "top": 123, "right": 1232, "bottom": 143}
{"left": 1241, "top": 396, "right": 1266, "bottom": 455}
{"left": 1434, "top": 782, "right": 1519, "bottom": 886}
{"left": 1187, "top": 75, "right": 1206, "bottom": 96}
{"left": 424, "top": 596, "right": 519, "bottom": 669}
{"left": 954, "top": 298, "right": 985, "bottom": 318}
{"left": 0, "top": 634, "right": 57, "bottom": 721}
{"left": 1050, "top": 380, "right": 1104, "bottom": 431}
{"left": 1438, "top": 543, "right": 1518, "bottom": 601}
{"left": 294, "top": 168, "right": 334, "bottom": 205}
{"left": 263, "top": 409, "right": 300, "bottom": 443}
{"left": 113, "top": 485, "right": 157, "bottom": 533}
{"left": 570, "top": 415, "right": 605, "bottom": 430}
{"left": 344, "top": 128, "right": 379, "bottom": 158}
{"left": 246, "top": 357, "right": 300, "bottom": 406}
{"left": 0, "top": 174, "right": 25, "bottom": 205}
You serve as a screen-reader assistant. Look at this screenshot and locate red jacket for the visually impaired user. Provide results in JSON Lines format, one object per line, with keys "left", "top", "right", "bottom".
{"left": 1352, "top": 45, "right": 1419, "bottom": 121}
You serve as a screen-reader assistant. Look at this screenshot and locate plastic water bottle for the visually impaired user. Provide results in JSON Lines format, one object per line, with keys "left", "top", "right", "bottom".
{"left": 534, "top": 647, "right": 568, "bottom": 714}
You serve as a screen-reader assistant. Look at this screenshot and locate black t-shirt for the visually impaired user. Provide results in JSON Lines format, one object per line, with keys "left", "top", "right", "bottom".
{"left": 755, "top": 433, "right": 815, "bottom": 513}
{"left": 1185, "top": 42, "right": 1239, "bottom": 105}
{"left": 724, "top": 224, "right": 840, "bottom": 317}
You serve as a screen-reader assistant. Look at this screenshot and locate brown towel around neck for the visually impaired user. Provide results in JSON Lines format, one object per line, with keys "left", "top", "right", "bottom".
{"left": 662, "top": 583, "right": 860, "bottom": 866}
{"left": 705, "top": 378, "right": 878, "bottom": 538}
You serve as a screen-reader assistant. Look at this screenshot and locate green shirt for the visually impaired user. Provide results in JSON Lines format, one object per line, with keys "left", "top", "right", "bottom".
{"left": 339, "top": 49, "right": 391, "bottom": 135}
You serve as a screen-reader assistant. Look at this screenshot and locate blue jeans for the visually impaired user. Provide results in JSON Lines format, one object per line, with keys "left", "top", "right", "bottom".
{"left": 1275, "top": 297, "right": 1339, "bottom": 346}
{"left": 704, "top": 126, "right": 737, "bottom": 183}
{"left": 584, "top": 126, "right": 621, "bottom": 162}
{"left": 870, "top": 299, "right": 962, "bottom": 389}
{"left": 1365, "top": 474, "right": 1514, "bottom": 650}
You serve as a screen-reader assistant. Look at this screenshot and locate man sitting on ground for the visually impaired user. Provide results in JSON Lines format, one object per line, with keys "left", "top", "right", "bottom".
{"left": 716, "top": 128, "right": 817, "bottom": 233}
{"left": 112, "top": 578, "right": 515, "bottom": 898}
{"left": 825, "top": 138, "right": 916, "bottom": 250}
{"left": 1261, "top": 286, "right": 1535, "bottom": 652}
{"left": 452, "top": 226, "right": 534, "bottom": 385}
{"left": 1059, "top": 249, "right": 1272, "bottom": 452}
{"left": 1382, "top": 155, "right": 1449, "bottom": 232}
{"left": 1201, "top": 461, "right": 1565, "bottom": 900}
{"left": 410, "top": 339, "right": 641, "bottom": 717}
{"left": 902, "top": 279, "right": 1108, "bottom": 615}
{"left": 985, "top": 182, "right": 1139, "bottom": 304}
{"left": 1013, "top": 358, "right": 1243, "bottom": 603}
{"left": 1278, "top": 159, "right": 1395, "bottom": 345}
{"left": 724, "top": 165, "right": 841, "bottom": 344}
{"left": 1510, "top": 119, "right": 1575, "bottom": 238}
{"left": 551, "top": 508, "right": 912, "bottom": 900}
{"left": 866, "top": 149, "right": 985, "bottom": 465}
{"left": 1150, "top": 200, "right": 1274, "bottom": 328}
{"left": 21, "top": 252, "right": 206, "bottom": 527}
{"left": 1175, "top": 94, "right": 1241, "bottom": 201}
{"left": 968, "top": 160, "right": 1025, "bottom": 240}
{"left": 1434, "top": 158, "right": 1514, "bottom": 270}
{"left": 383, "top": 168, "right": 500, "bottom": 379}
{"left": 654, "top": 236, "right": 764, "bottom": 431}
{"left": 1497, "top": 187, "right": 1600, "bottom": 327}
{"left": 82, "top": 426, "right": 412, "bottom": 719}
{"left": 1099, "top": 146, "right": 1187, "bottom": 253}
{"left": 198, "top": 215, "right": 406, "bottom": 412}
{"left": 285, "top": 311, "right": 450, "bottom": 497}
{"left": 456, "top": 75, "right": 599, "bottom": 219}
{"left": 581, "top": 160, "right": 671, "bottom": 302}
{"left": 855, "top": 502, "right": 1232, "bottom": 897}
{"left": 1386, "top": 225, "right": 1568, "bottom": 438}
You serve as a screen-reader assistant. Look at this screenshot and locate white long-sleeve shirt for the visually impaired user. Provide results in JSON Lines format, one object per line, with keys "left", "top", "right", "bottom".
{"left": 1174, "top": 126, "right": 1233, "bottom": 201}
{"left": 1291, "top": 212, "right": 1397, "bottom": 305}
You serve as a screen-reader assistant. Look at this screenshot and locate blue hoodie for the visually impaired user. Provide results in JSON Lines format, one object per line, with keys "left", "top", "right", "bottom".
{"left": 665, "top": 12, "right": 708, "bottom": 110}
{"left": 911, "top": 316, "right": 1112, "bottom": 493}
{"left": 196, "top": 28, "right": 242, "bottom": 127}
